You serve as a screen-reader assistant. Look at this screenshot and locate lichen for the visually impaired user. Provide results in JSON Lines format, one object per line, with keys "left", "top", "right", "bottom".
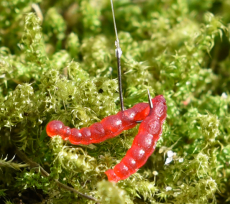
{"left": 0, "top": 0, "right": 230, "bottom": 203}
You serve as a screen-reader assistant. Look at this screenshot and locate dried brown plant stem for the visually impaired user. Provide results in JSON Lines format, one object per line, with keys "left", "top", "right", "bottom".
{"left": 15, "top": 147, "right": 99, "bottom": 203}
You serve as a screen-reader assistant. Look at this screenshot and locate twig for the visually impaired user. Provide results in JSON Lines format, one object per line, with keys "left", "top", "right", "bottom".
{"left": 15, "top": 147, "right": 99, "bottom": 203}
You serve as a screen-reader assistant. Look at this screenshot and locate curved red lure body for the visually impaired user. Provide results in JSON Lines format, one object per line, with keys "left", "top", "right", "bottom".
{"left": 46, "top": 101, "right": 153, "bottom": 144}
{"left": 105, "top": 95, "right": 167, "bottom": 182}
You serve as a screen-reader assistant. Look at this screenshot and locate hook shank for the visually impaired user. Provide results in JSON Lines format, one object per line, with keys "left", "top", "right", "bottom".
{"left": 110, "top": 0, "right": 124, "bottom": 111}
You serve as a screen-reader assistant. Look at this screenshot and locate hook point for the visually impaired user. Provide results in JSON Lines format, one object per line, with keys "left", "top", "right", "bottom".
{"left": 147, "top": 89, "right": 153, "bottom": 109}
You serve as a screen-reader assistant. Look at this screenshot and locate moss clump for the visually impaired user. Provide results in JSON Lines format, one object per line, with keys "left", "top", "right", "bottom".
{"left": 0, "top": 0, "right": 230, "bottom": 203}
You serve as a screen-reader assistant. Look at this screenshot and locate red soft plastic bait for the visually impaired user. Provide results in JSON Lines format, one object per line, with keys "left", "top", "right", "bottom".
{"left": 46, "top": 95, "right": 167, "bottom": 182}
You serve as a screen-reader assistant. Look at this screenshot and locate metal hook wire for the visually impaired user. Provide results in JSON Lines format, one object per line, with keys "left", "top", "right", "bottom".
{"left": 147, "top": 89, "right": 153, "bottom": 109}
{"left": 110, "top": 0, "right": 124, "bottom": 111}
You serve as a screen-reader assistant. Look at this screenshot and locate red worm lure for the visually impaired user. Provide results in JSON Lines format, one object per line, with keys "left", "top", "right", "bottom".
{"left": 46, "top": 101, "right": 151, "bottom": 144}
{"left": 46, "top": 94, "right": 167, "bottom": 182}
{"left": 105, "top": 95, "right": 167, "bottom": 182}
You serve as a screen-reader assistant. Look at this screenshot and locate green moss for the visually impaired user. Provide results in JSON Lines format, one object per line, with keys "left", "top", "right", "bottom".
{"left": 97, "top": 181, "right": 132, "bottom": 204}
{"left": 0, "top": 0, "right": 230, "bottom": 203}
